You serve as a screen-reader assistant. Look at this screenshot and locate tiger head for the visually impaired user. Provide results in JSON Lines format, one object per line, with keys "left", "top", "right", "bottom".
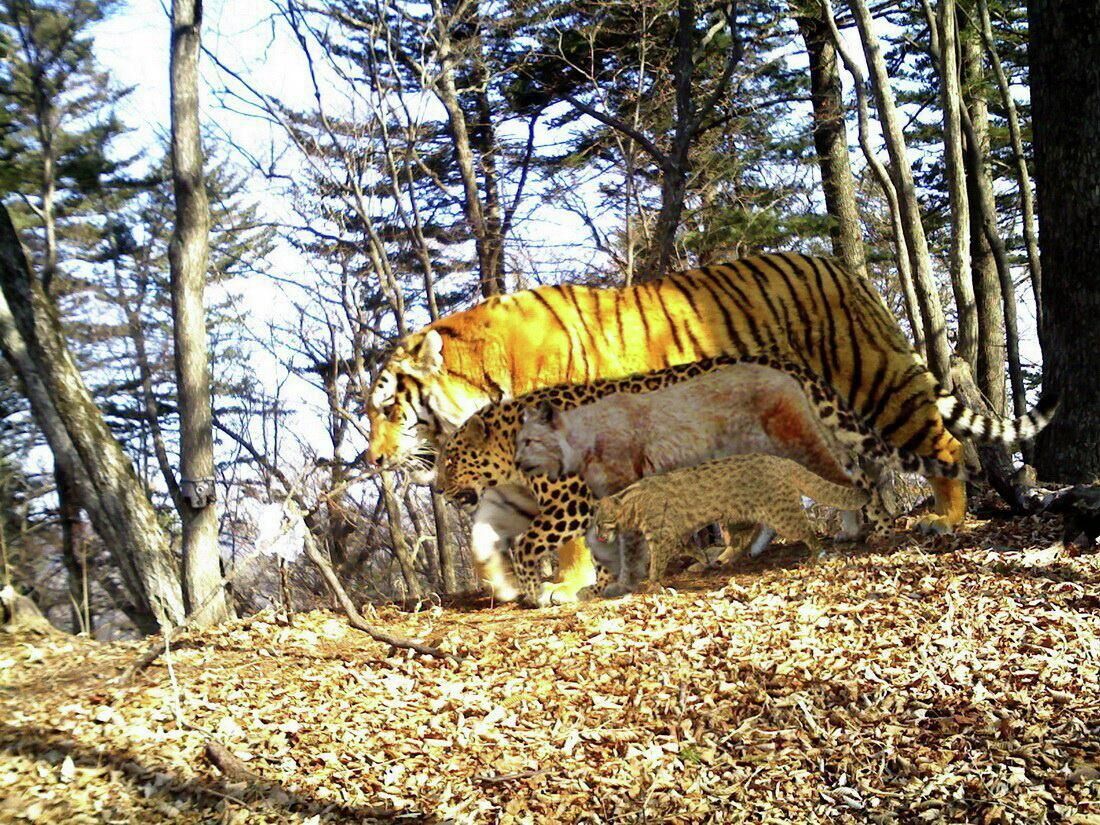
{"left": 366, "top": 329, "right": 451, "bottom": 469}
{"left": 433, "top": 405, "right": 522, "bottom": 508}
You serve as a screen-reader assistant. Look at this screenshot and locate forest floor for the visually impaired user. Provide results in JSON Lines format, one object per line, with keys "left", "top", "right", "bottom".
{"left": 2, "top": 511, "right": 1100, "bottom": 824}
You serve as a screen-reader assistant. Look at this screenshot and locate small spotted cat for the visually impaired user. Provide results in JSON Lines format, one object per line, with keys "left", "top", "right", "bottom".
{"left": 586, "top": 454, "right": 870, "bottom": 594}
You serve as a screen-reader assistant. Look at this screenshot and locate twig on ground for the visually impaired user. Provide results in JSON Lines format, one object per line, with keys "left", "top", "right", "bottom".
{"left": 300, "top": 528, "right": 463, "bottom": 663}
{"left": 474, "top": 768, "right": 548, "bottom": 784}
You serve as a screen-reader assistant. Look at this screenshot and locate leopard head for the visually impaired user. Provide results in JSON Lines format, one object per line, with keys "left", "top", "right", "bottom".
{"left": 434, "top": 408, "right": 520, "bottom": 508}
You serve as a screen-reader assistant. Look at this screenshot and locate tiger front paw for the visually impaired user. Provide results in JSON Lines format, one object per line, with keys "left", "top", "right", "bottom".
{"left": 532, "top": 582, "right": 581, "bottom": 607}
{"left": 913, "top": 514, "right": 955, "bottom": 535}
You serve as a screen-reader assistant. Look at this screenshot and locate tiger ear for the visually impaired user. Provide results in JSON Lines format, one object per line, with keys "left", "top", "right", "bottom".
{"left": 414, "top": 329, "right": 444, "bottom": 373}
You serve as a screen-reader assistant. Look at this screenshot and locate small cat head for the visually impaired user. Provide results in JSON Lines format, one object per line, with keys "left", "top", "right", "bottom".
{"left": 516, "top": 401, "right": 568, "bottom": 478}
{"left": 589, "top": 501, "right": 620, "bottom": 546}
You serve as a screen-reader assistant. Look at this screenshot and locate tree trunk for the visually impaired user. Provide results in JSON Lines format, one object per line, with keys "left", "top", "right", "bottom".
{"left": 380, "top": 471, "right": 423, "bottom": 600}
{"left": 56, "top": 459, "right": 91, "bottom": 634}
{"left": 430, "top": 490, "right": 459, "bottom": 594}
{"left": 960, "top": 4, "right": 1006, "bottom": 414}
{"left": 959, "top": 106, "right": 1027, "bottom": 417}
{"left": 169, "top": 0, "right": 232, "bottom": 626}
{"left": 794, "top": 7, "right": 868, "bottom": 279}
{"left": 0, "top": 205, "right": 183, "bottom": 631}
{"left": 432, "top": 28, "right": 505, "bottom": 298}
{"left": 936, "top": 0, "right": 978, "bottom": 367}
{"left": 822, "top": 0, "right": 924, "bottom": 350}
{"left": 1028, "top": 0, "right": 1100, "bottom": 482}
{"left": 847, "top": 0, "right": 952, "bottom": 381}
{"left": 978, "top": 0, "right": 1042, "bottom": 331}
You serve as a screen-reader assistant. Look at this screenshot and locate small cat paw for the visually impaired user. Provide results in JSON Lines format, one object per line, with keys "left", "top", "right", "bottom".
{"left": 601, "top": 583, "right": 638, "bottom": 599}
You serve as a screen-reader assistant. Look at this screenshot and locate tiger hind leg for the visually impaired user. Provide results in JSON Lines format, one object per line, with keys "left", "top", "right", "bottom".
{"left": 915, "top": 438, "right": 968, "bottom": 534}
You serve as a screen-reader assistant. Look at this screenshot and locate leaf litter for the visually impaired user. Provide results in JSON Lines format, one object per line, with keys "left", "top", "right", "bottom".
{"left": 1, "top": 515, "right": 1098, "bottom": 823}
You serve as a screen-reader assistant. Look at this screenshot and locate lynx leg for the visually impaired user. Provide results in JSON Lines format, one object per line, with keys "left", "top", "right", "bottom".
{"left": 746, "top": 525, "right": 778, "bottom": 558}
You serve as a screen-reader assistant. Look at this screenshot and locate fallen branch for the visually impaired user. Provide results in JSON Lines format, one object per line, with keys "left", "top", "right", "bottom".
{"left": 475, "top": 768, "right": 548, "bottom": 784}
{"left": 300, "top": 528, "right": 463, "bottom": 663}
{"left": 204, "top": 740, "right": 267, "bottom": 784}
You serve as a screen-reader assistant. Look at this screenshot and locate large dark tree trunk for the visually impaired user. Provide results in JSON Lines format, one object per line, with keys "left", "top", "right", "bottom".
{"left": 794, "top": 7, "right": 867, "bottom": 279}
{"left": 170, "top": 0, "right": 232, "bottom": 625}
{"left": 1029, "top": 0, "right": 1100, "bottom": 482}
{"left": 0, "top": 205, "right": 183, "bottom": 632}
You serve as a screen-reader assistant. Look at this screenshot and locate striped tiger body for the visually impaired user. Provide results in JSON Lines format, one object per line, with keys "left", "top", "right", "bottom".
{"left": 369, "top": 252, "right": 1056, "bottom": 535}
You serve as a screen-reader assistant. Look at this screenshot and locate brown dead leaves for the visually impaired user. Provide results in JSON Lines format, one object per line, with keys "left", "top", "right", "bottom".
{"left": 1, "top": 516, "right": 1098, "bottom": 823}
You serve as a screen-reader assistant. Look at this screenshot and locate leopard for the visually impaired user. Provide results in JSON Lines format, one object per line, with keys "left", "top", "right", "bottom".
{"left": 586, "top": 454, "right": 871, "bottom": 595}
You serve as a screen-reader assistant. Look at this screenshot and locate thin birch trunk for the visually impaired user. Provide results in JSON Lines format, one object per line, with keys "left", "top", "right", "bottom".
{"left": 846, "top": 0, "right": 952, "bottom": 381}
{"left": 822, "top": 1, "right": 924, "bottom": 351}
{"left": 169, "top": 0, "right": 232, "bottom": 626}
{"left": 977, "top": 0, "right": 1042, "bottom": 332}
{"left": 380, "top": 471, "right": 422, "bottom": 601}
{"left": 960, "top": 4, "right": 1006, "bottom": 414}
{"left": 936, "top": 0, "right": 978, "bottom": 367}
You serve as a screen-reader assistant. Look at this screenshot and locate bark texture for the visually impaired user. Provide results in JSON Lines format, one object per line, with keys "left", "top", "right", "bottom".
{"left": 960, "top": 12, "right": 1006, "bottom": 415}
{"left": 937, "top": 0, "right": 977, "bottom": 367}
{"left": 169, "top": 0, "right": 232, "bottom": 625}
{"left": 0, "top": 205, "right": 183, "bottom": 631}
{"left": 794, "top": 6, "right": 867, "bottom": 279}
{"left": 847, "top": 0, "right": 952, "bottom": 380}
{"left": 1029, "top": 0, "right": 1100, "bottom": 482}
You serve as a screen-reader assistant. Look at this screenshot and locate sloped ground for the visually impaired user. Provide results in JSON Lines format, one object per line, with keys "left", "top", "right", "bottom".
{"left": 2, "top": 516, "right": 1099, "bottom": 824}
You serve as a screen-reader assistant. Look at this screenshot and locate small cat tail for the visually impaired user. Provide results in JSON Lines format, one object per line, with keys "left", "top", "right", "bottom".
{"left": 935, "top": 391, "right": 1059, "bottom": 446}
{"left": 789, "top": 461, "right": 870, "bottom": 510}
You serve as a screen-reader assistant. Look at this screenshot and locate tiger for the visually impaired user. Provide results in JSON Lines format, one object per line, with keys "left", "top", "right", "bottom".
{"left": 367, "top": 252, "right": 1057, "bottom": 539}
{"left": 586, "top": 455, "right": 871, "bottom": 596}
{"left": 435, "top": 354, "right": 964, "bottom": 605}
